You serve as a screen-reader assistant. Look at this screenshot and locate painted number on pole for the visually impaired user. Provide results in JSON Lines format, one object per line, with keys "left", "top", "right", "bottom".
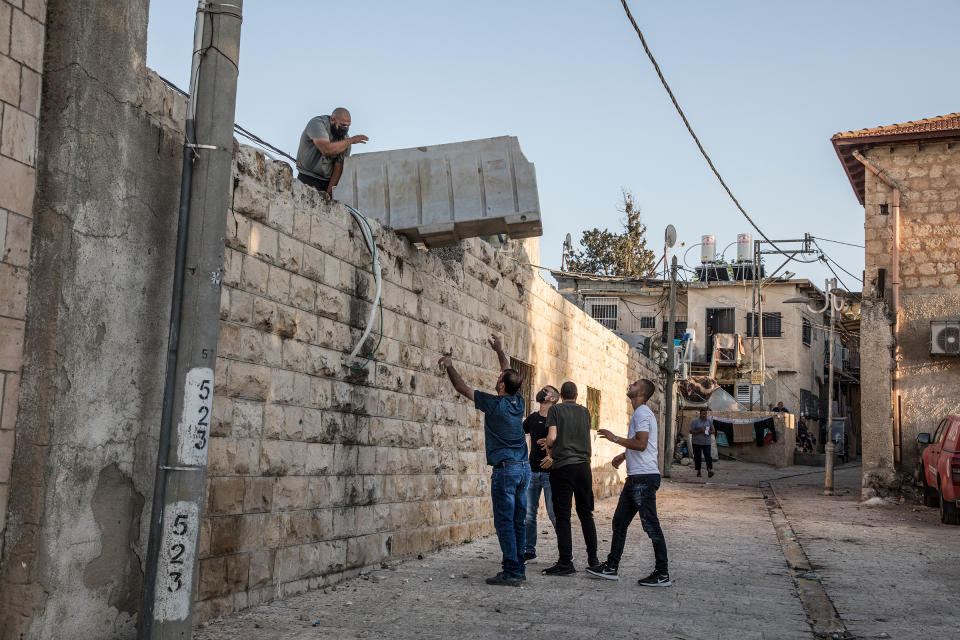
{"left": 154, "top": 500, "right": 199, "bottom": 622}
{"left": 177, "top": 367, "right": 214, "bottom": 465}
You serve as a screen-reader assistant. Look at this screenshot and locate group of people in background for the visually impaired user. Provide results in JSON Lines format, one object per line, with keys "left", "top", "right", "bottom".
{"left": 439, "top": 335, "right": 671, "bottom": 588}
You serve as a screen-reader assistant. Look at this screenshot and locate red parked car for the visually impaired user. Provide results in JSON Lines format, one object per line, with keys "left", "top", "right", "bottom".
{"left": 917, "top": 414, "right": 960, "bottom": 525}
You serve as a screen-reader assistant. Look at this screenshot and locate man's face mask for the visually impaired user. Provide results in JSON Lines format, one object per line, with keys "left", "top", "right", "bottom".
{"left": 536, "top": 389, "right": 548, "bottom": 404}
{"left": 330, "top": 122, "right": 349, "bottom": 141}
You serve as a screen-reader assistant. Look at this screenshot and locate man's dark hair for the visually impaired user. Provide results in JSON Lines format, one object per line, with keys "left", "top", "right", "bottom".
{"left": 699, "top": 408, "right": 708, "bottom": 414}
{"left": 638, "top": 379, "right": 656, "bottom": 401}
{"left": 501, "top": 369, "right": 523, "bottom": 396}
{"left": 560, "top": 381, "right": 578, "bottom": 400}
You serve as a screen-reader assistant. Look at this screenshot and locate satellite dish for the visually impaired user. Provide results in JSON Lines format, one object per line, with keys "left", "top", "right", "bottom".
{"left": 563, "top": 233, "right": 573, "bottom": 252}
{"left": 664, "top": 224, "right": 677, "bottom": 248}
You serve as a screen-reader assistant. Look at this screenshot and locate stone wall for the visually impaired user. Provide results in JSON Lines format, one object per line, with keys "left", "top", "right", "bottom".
{"left": 195, "top": 137, "right": 659, "bottom": 620}
{"left": 0, "top": 0, "right": 45, "bottom": 544}
{"left": 862, "top": 142, "right": 960, "bottom": 482}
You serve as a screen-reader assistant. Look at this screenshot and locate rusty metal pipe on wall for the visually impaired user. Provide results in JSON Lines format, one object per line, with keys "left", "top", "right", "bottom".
{"left": 852, "top": 150, "right": 903, "bottom": 463}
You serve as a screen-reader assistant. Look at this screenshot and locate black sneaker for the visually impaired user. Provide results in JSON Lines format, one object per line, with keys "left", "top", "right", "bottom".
{"left": 638, "top": 571, "right": 672, "bottom": 587}
{"left": 542, "top": 562, "right": 576, "bottom": 576}
{"left": 586, "top": 561, "right": 619, "bottom": 581}
{"left": 523, "top": 551, "right": 537, "bottom": 561}
{"left": 708, "top": 470, "right": 714, "bottom": 478}
{"left": 485, "top": 572, "right": 522, "bottom": 587}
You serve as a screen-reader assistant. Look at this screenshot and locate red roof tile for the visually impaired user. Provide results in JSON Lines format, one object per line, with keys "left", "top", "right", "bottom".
{"left": 831, "top": 112, "right": 960, "bottom": 204}
{"left": 832, "top": 112, "right": 960, "bottom": 141}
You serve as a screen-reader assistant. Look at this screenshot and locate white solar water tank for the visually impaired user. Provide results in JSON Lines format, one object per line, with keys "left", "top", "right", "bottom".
{"left": 701, "top": 235, "right": 716, "bottom": 263}
{"left": 737, "top": 233, "right": 753, "bottom": 262}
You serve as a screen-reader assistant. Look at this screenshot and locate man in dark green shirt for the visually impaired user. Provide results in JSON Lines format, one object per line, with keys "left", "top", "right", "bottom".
{"left": 538, "top": 381, "right": 598, "bottom": 575}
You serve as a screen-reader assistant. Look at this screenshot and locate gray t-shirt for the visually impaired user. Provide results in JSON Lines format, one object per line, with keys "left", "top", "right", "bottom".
{"left": 296, "top": 115, "right": 350, "bottom": 180}
{"left": 689, "top": 417, "right": 713, "bottom": 446}
{"left": 546, "top": 402, "right": 592, "bottom": 469}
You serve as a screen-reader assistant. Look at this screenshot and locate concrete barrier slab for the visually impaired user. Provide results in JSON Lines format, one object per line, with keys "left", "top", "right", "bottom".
{"left": 333, "top": 136, "right": 543, "bottom": 247}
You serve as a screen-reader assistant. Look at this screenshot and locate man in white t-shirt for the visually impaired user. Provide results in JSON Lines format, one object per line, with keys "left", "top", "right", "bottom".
{"left": 587, "top": 378, "right": 670, "bottom": 587}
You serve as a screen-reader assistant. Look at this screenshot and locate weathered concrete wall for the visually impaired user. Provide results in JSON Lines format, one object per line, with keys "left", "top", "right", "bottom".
{"left": 195, "top": 136, "right": 659, "bottom": 620}
{"left": 862, "top": 142, "right": 960, "bottom": 481}
{"left": 0, "top": 0, "right": 46, "bottom": 542}
{"left": 0, "top": 2, "right": 183, "bottom": 638}
{"left": 860, "top": 298, "right": 895, "bottom": 490}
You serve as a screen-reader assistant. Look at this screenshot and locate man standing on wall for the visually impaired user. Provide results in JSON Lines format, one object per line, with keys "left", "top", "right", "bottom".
{"left": 589, "top": 379, "right": 671, "bottom": 587}
{"left": 295, "top": 107, "right": 369, "bottom": 195}
{"left": 438, "top": 335, "right": 530, "bottom": 587}
{"left": 539, "top": 381, "right": 598, "bottom": 575}
{"left": 522, "top": 385, "right": 560, "bottom": 562}
{"left": 689, "top": 408, "right": 715, "bottom": 478}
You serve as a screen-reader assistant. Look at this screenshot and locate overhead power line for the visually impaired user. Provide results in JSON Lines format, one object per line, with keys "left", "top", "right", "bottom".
{"left": 812, "top": 236, "right": 865, "bottom": 249}
{"left": 158, "top": 74, "right": 298, "bottom": 165}
{"left": 618, "top": 0, "right": 788, "bottom": 257}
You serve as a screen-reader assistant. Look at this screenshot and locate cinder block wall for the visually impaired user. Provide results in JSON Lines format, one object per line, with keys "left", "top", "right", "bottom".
{"left": 0, "top": 0, "right": 45, "bottom": 542}
{"left": 175, "top": 97, "right": 659, "bottom": 618}
{"left": 862, "top": 142, "right": 960, "bottom": 481}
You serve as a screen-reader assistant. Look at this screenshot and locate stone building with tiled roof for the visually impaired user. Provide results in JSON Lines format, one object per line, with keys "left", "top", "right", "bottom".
{"left": 831, "top": 113, "right": 960, "bottom": 497}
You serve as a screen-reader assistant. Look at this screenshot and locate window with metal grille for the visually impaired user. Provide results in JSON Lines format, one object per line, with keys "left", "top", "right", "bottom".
{"left": 586, "top": 386, "right": 601, "bottom": 430}
{"left": 661, "top": 318, "right": 687, "bottom": 341}
{"left": 746, "top": 312, "right": 782, "bottom": 337}
{"left": 632, "top": 315, "right": 656, "bottom": 331}
{"left": 802, "top": 317, "right": 812, "bottom": 346}
{"left": 586, "top": 297, "right": 618, "bottom": 330}
{"left": 509, "top": 357, "right": 535, "bottom": 411}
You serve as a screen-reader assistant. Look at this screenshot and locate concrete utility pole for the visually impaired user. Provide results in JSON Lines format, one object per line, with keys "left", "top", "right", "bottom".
{"left": 662, "top": 256, "right": 678, "bottom": 476}
{"left": 823, "top": 277, "right": 838, "bottom": 496}
{"left": 139, "top": 2, "right": 243, "bottom": 638}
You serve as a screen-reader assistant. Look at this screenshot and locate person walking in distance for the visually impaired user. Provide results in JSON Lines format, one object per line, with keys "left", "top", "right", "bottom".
{"left": 438, "top": 335, "right": 529, "bottom": 587}
{"left": 539, "top": 381, "right": 599, "bottom": 575}
{"left": 522, "top": 385, "right": 560, "bottom": 561}
{"left": 588, "top": 379, "right": 671, "bottom": 587}
{"left": 689, "top": 408, "right": 715, "bottom": 478}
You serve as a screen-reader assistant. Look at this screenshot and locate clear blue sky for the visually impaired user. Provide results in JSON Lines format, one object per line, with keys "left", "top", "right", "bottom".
{"left": 147, "top": 1, "right": 960, "bottom": 291}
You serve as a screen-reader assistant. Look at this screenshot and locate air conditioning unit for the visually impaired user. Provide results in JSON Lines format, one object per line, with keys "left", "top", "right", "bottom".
{"left": 931, "top": 320, "right": 960, "bottom": 355}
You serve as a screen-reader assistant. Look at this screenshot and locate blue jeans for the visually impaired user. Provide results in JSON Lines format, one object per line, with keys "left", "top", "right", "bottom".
{"left": 524, "top": 470, "right": 556, "bottom": 555}
{"left": 607, "top": 474, "right": 668, "bottom": 574}
{"left": 490, "top": 462, "right": 531, "bottom": 578}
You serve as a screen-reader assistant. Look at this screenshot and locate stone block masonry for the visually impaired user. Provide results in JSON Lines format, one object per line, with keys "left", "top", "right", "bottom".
{"left": 0, "top": 0, "right": 45, "bottom": 543}
{"left": 196, "top": 139, "right": 658, "bottom": 620}
{"left": 861, "top": 142, "right": 960, "bottom": 482}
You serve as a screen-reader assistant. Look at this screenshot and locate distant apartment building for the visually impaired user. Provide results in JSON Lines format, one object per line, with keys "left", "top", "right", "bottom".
{"left": 832, "top": 112, "right": 960, "bottom": 490}
{"left": 554, "top": 265, "right": 860, "bottom": 444}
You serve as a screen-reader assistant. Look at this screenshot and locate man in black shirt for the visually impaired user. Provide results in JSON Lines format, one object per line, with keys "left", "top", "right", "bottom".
{"left": 522, "top": 385, "right": 560, "bottom": 561}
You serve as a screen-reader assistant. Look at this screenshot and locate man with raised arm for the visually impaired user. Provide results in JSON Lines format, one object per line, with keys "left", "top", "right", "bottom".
{"left": 588, "top": 378, "right": 671, "bottom": 587}
{"left": 438, "top": 335, "right": 529, "bottom": 587}
{"left": 295, "top": 107, "right": 369, "bottom": 195}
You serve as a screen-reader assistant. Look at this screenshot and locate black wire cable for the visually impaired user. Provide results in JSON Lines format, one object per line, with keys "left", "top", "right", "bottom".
{"left": 158, "top": 74, "right": 298, "bottom": 164}
{"left": 813, "top": 240, "right": 864, "bottom": 285}
{"left": 619, "top": 0, "right": 787, "bottom": 257}
{"left": 812, "top": 236, "right": 864, "bottom": 249}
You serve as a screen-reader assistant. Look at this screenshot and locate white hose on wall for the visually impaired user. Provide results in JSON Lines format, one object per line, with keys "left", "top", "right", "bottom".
{"left": 344, "top": 204, "right": 382, "bottom": 367}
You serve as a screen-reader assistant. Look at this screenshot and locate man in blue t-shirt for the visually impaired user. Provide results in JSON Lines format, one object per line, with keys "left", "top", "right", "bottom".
{"left": 439, "top": 334, "right": 530, "bottom": 587}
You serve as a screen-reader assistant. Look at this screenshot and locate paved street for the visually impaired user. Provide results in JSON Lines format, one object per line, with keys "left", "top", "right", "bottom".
{"left": 196, "top": 461, "right": 960, "bottom": 640}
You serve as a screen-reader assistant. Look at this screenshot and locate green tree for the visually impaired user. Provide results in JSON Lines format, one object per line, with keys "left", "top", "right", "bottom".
{"left": 566, "top": 190, "right": 657, "bottom": 277}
